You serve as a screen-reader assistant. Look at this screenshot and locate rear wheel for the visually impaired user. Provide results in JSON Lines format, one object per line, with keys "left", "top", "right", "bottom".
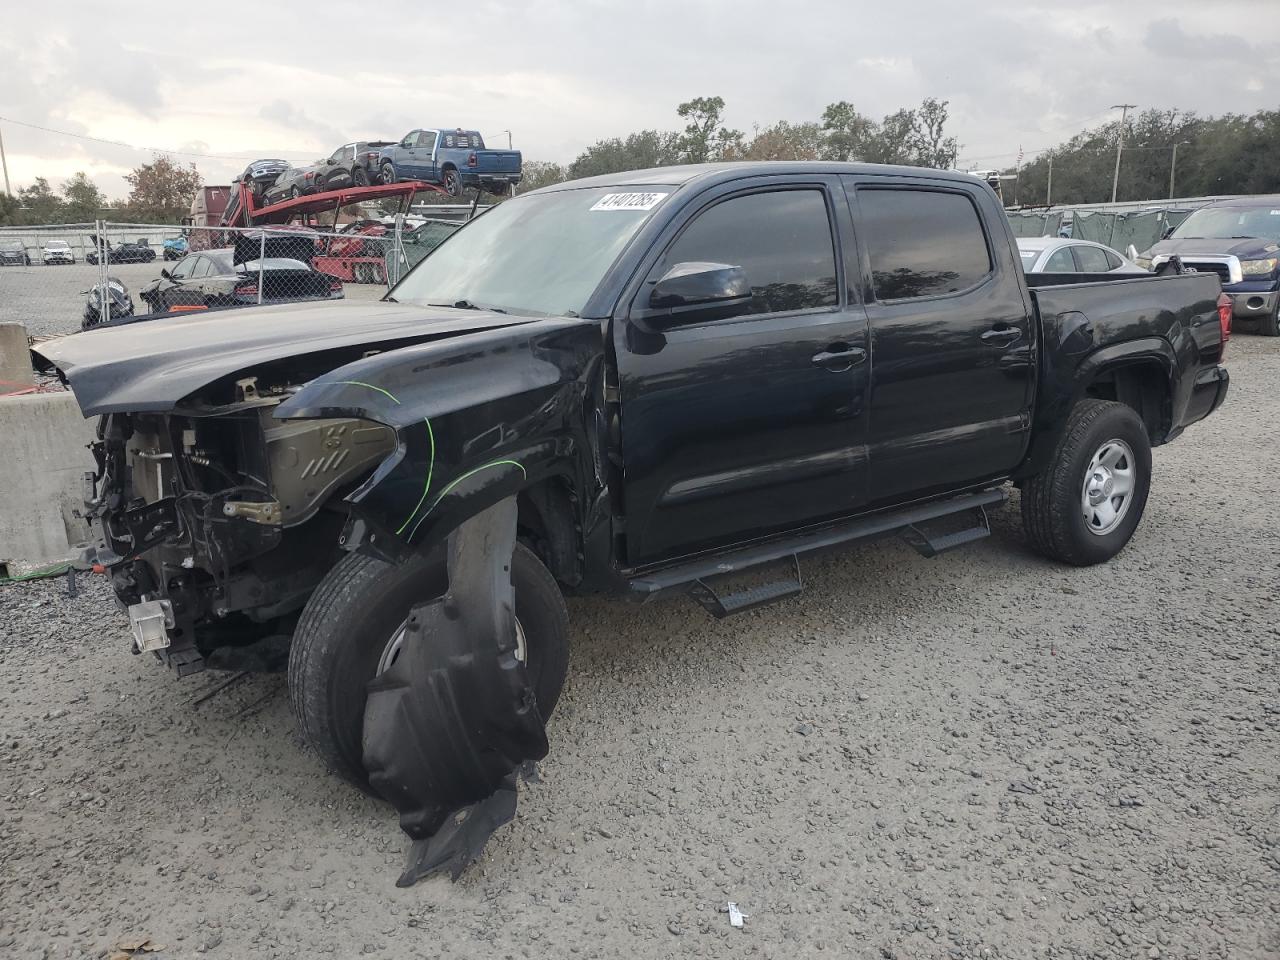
{"left": 289, "top": 186, "right": 300, "bottom": 200}
{"left": 1021, "top": 399, "right": 1152, "bottom": 566}
{"left": 353, "top": 166, "right": 369, "bottom": 186}
{"left": 288, "top": 544, "right": 569, "bottom": 789}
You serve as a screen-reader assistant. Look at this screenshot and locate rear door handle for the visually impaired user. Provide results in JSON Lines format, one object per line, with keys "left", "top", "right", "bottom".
{"left": 981, "top": 325, "right": 1022, "bottom": 344}
{"left": 811, "top": 344, "right": 867, "bottom": 366}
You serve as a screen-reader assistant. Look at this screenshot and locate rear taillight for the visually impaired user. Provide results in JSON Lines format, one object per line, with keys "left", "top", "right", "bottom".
{"left": 366, "top": 152, "right": 378, "bottom": 160}
{"left": 234, "top": 283, "right": 258, "bottom": 297}
{"left": 305, "top": 171, "right": 314, "bottom": 180}
{"left": 1217, "top": 292, "right": 1232, "bottom": 357}
{"left": 467, "top": 151, "right": 477, "bottom": 167}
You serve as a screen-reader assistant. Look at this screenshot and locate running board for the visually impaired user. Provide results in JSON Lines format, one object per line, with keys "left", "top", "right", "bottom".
{"left": 898, "top": 506, "right": 992, "bottom": 558}
{"left": 627, "top": 488, "right": 1008, "bottom": 604}
{"left": 688, "top": 555, "right": 804, "bottom": 619}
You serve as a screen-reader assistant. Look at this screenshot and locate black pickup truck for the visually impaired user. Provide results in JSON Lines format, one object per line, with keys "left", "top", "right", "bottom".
{"left": 36, "top": 162, "right": 1229, "bottom": 881}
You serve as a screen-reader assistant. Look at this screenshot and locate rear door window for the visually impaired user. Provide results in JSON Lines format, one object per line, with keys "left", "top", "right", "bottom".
{"left": 652, "top": 188, "right": 839, "bottom": 317}
{"left": 1043, "top": 248, "right": 1076, "bottom": 272}
{"left": 857, "top": 188, "right": 992, "bottom": 300}
{"left": 1074, "top": 245, "right": 1111, "bottom": 272}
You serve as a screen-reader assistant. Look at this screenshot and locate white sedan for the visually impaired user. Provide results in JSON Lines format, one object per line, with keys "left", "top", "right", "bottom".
{"left": 1017, "top": 237, "right": 1149, "bottom": 274}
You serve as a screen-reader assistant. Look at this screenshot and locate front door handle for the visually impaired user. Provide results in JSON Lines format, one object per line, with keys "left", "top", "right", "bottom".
{"left": 981, "top": 325, "right": 1022, "bottom": 344}
{"left": 811, "top": 344, "right": 867, "bottom": 368}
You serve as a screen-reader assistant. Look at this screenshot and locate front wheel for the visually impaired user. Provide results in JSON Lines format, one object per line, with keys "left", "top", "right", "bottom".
{"left": 1260, "top": 300, "right": 1280, "bottom": 337}
{"left": 442, "top": 167, "right": 461, "bottom": 197}
{"left": 1020, "top": 399, "right": 1152, "bottom": 566}
{"left": 288, "top": 544, "right": 569, "bottom": 789}
{"left": 380, "top": 162, "right": 397, "bottom": 185}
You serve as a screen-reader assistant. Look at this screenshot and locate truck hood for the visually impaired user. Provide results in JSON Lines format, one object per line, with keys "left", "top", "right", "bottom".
{"left": 34, "top": 299, "right": 541, "bottom": 416}
{"left": 1143, "top": 236, "right": 1280, "bottom": 260}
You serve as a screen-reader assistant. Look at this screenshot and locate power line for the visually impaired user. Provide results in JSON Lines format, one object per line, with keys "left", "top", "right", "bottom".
{"left": 0, "top": 115, "right": 290, "bottom": 163}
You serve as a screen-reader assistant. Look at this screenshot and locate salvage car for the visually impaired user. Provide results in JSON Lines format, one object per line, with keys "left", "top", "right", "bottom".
{"left": 378, "top": 128, "right": 522, "bottom": 196}
{"left": 1017, "top": 237, "right": 1147, "bottom": 275}
{"left": 318, "top": 141, "right": 396, "bottom": 189}
{"left": 86, "top": 239, "right": 157, "bottom": 264}
{"left": 42, "top": 239, "right": 76, "bottom": 264}
{"left": 263, "top": 165, "right": 319, "bottom": 204}
{"left": 139, "top": 245, "right": 342, "bottom": 313}
{"left": 0, "top": 239, "right": 32, "bottom": 265}
{"left": 36, "top": 162, "right": 1230, "bottom": 883}
{"left": 1136, "top": 195, "right": 1280, "bottom": 335}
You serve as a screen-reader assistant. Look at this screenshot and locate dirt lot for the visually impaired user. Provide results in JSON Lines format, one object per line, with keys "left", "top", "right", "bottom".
{"left": 0, "top": 262, "right": 390, "bottom": 338}
{"left": 2, "top": 338, "right": 1277, "bottom": 960}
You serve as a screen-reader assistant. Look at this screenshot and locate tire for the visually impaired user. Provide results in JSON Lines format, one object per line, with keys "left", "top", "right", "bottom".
{"left": 1260, "top": 300, "right": 1280, "bottom": 337}
{"left": 290, "top": 186, "right": 301, "bottom": 200}
{"left": 380, "top": 162, "right": 396, "bottom": 185}
{"left": 288, "top": 543, "right": 569, "bottom": 789}
{"left": 1021, "top": 398, "right": 1152, "bottom": 566}
{"left": 442, "top": 166, "right": 460, "bottom": 197}
{"left": 353, "top": 166, "right": 369, "bottom": 187}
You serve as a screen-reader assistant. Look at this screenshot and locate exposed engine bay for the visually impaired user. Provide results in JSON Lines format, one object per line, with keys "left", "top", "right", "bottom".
{"left": 89, "top": 374, "right": 394, "bottom": 674}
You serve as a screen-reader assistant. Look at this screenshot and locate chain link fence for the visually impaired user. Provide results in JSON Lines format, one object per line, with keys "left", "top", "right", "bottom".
{"left": 0, "top": 215, "right": 464, "bottom": 340}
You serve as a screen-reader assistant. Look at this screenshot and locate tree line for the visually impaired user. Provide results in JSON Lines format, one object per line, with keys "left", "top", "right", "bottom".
{"left": 520, "top": 95, "right": 961, "bottom": 190}
{"left": 1004, "top": 108, "right": 1280, "bottom": 206}
{"left": 4, "top": 102, "right": 1278, "bottom": 225}
{"left": 0, "top": 155, "right": 202, "bottom": 226}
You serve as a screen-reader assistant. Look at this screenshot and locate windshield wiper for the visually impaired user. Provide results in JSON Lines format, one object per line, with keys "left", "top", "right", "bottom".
{"left": 1228, "top": 235, "right": 1259, "bottom": 240}
{"left": 429, "top": 299, "right": 507, "bottom": 314}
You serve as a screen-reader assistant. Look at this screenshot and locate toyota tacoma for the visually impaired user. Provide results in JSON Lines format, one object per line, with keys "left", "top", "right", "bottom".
{"left": 35, "top": 162, "right": 1230, "bottom": 882}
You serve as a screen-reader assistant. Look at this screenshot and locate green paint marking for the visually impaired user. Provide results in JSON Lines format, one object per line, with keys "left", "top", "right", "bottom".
{"left": 408, "top": 459, "right": 527, "bottom": 541}
{"left": 335, "top": 380, "right": 400, "bottom": 404}
{"left": 395, "top": 417, "right": 436, "bottom": 536}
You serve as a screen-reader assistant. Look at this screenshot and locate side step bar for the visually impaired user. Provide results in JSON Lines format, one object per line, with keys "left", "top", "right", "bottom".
{"left": 688, "top": 555, "right": 804, "bottom": 618}
{"left": 627, "top": 488, "right": 1007, "bottom": 616}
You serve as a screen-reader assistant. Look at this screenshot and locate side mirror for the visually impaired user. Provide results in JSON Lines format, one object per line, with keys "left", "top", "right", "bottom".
{"left": 160, "top": 268, "right": 172, "bottom": 280}
{"left": 1161, "top": 224, "right": 1175, "bottom": 240}
{"left": 643, "top": 261, "right": 752, "bottom": 327}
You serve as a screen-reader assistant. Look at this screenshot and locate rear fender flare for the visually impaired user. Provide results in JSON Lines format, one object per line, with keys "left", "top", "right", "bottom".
{"left": 1017, "top": 336, "right": 1176, "bottom": 480}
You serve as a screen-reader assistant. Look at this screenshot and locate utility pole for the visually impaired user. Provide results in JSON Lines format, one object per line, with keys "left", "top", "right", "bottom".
{"left": 1046, "top": 156, "right": 1053, "bottom": 207}
{"left": 1110, "top": 103, "right": 1136, "bottom": 203}
{"left": 1169, "top": 141, "right": 1189, "bottom": 199}
{"left": 0, "top": 122, "right": 11, "bottom": 196}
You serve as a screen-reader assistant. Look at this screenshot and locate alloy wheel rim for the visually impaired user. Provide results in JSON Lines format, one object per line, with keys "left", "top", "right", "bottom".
{"left": 1081, "top": 438, "right": 1136, "bottom": 536}
{"left": 376, "top": 615, "right": 528, "bottom": 676}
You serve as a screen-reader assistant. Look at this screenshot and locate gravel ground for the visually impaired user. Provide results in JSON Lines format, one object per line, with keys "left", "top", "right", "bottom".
{"left": 1, "top": 338, "right": 1277, "bottom": 960}
{"left": 0, "top": 262, "right": 391, "bottom": 338}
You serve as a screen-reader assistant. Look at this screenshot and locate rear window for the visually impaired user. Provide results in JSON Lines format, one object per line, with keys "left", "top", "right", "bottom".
{"left": 858, "top": 188, "right": 992, "bottom": 300}
{"left": 442, "top": 131, "right": 485, "bottom": 149}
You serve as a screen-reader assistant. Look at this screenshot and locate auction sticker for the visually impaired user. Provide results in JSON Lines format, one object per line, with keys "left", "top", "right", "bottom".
{"left": 590, "top": 192, "right": 669, "bottom": 211}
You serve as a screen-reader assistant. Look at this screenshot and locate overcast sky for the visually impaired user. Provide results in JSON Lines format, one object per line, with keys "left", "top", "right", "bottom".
{"left": 2, "top": 0, "right": 1277, "bottom": 199}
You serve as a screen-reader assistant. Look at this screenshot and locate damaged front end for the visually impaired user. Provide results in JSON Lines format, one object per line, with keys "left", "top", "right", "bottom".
{"left": 88, "top": 375, "right": 395, "bottom": 674}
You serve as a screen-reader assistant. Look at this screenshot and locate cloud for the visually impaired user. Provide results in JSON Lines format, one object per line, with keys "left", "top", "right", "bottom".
{"left": 1145, "top": 17, "right": 1256, "bottom": 61}
{"left": 1, "top": 1, "right": 1277, "bottom": 199}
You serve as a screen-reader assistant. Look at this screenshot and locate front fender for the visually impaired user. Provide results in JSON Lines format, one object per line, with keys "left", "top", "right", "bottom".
{"left": 274, "top": 318, "right": 604, "bottom": 561}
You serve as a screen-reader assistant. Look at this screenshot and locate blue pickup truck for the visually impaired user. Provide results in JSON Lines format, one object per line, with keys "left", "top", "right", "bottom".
{"left": 377, "top": 128, "right": 522, "bottom": 196}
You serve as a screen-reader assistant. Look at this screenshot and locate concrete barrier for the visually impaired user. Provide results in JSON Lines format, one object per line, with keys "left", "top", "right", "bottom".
{"left": 0, "top": 321, "right": 34, "bottom": 392}
{"left": 0, "top": 392, "right": 97, "bottom": 564}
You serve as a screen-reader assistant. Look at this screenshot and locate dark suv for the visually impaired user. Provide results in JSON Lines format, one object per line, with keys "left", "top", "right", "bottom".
{"left": 1139, "top": 196, "right": 1280, "bottom": 335}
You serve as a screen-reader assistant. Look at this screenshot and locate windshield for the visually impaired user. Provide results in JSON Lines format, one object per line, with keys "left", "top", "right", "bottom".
{"left": 1170, "top": 205, "right": 1280, "bottom": 242}
{"left": 47, "top": 240, "right": 69, "bottom": 249}
{"left": 1, "top": 240, "right": 22, "bottom": 250}
{"left": 391, "top": 186, "right": 671, "bottom": 316}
